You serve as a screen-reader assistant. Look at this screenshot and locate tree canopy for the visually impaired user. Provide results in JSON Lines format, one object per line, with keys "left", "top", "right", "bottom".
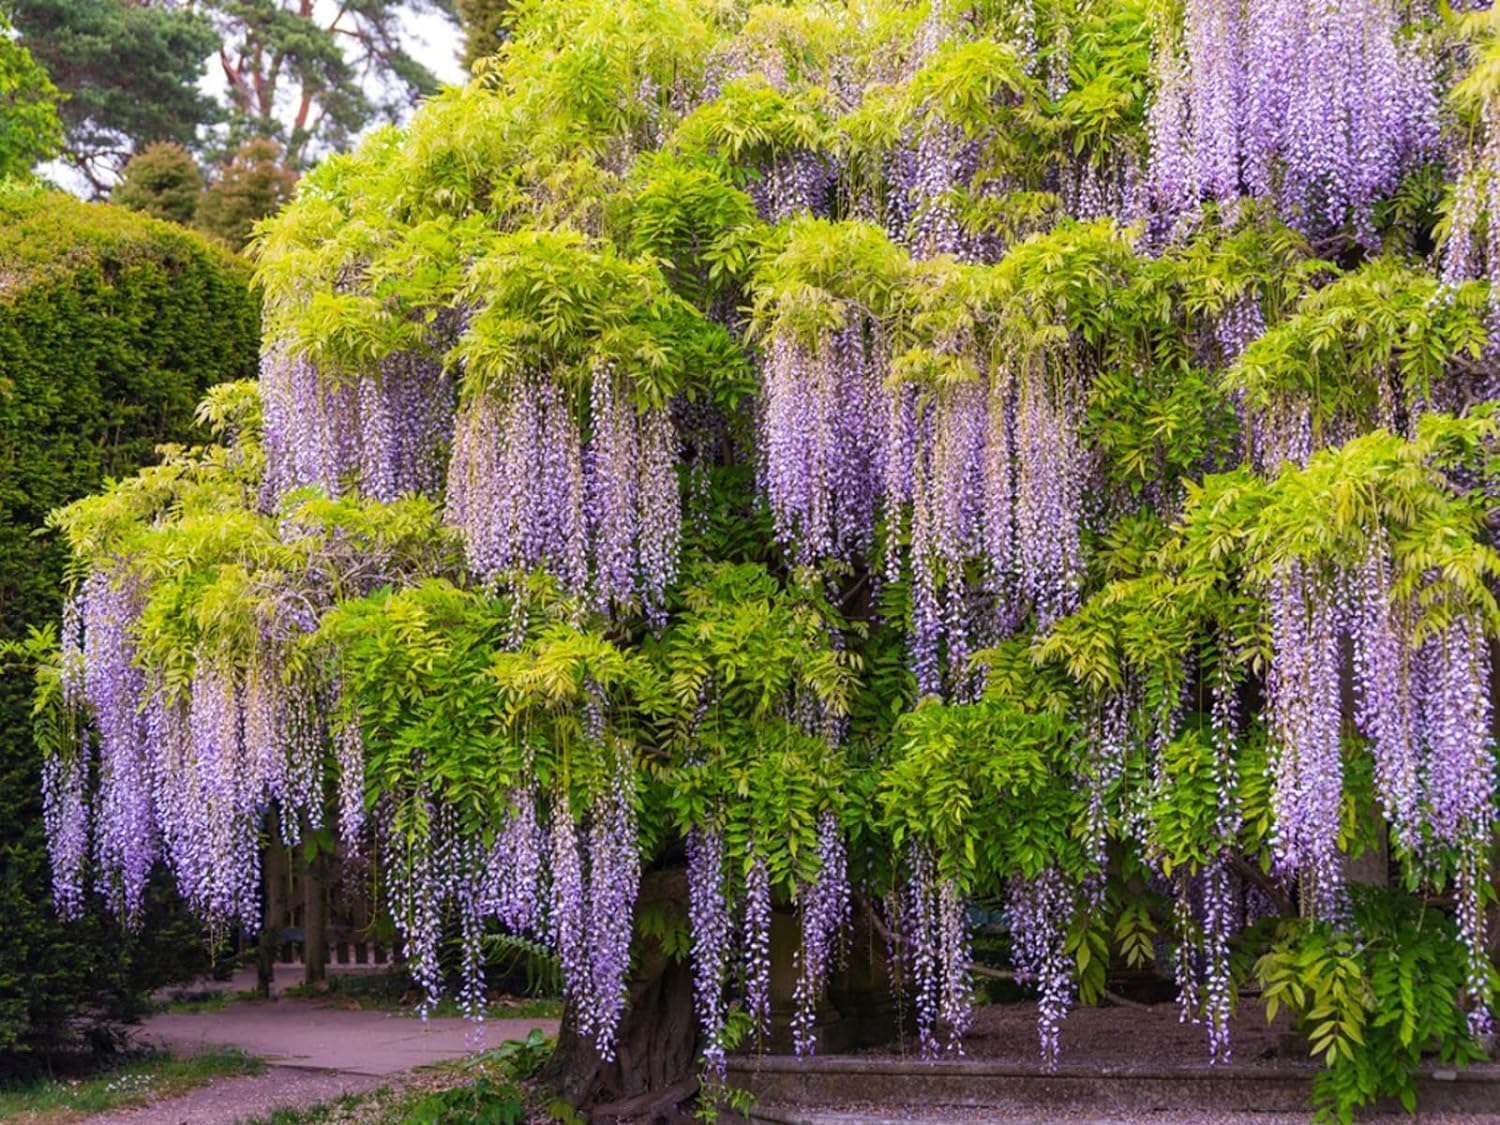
{"left": 6, "top": 0, "right": 220, "bottom": 189}
{"left": 0, "top": 13, "right": 61, "bottom": 179}
{"left": 36, "top": 0, "right": 1500, "bottom": 1119}
{"left": 5, "top": 0, "right": 459, "bottom": 188}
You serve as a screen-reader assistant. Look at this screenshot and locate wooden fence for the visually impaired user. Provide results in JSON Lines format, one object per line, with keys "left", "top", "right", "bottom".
{"left": 257, "top": 844, "right": 396, "bottom": 978}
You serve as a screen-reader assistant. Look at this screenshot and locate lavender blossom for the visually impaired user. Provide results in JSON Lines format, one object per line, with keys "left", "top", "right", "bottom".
{"left": 687, "top": 826, "right": 733, "bottom": 1077}
{"left": 791, "top": 812, "right": 850, "bottom": 1055}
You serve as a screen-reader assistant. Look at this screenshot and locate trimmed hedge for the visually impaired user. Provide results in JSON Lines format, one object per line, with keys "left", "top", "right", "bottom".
{"left": 0, "top": 183, "right": 259, "bottom": 1058}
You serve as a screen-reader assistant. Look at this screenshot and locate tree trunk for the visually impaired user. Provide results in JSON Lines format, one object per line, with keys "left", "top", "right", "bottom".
{"left": 302, "top": 845, "right": 328, "bottom": 988}
{"left": 257, "top": 843, "right": 287, "bottom": 998}
{"left": 543, "top": 869, "right": 700, "bottom": 1124}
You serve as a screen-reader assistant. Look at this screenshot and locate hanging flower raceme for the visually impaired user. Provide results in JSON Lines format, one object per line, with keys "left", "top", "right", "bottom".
{"left": 79, "top": 574, "right": 155, "bottom": 911}
{"left": 585, "top": 764, "right": 640, "bottom": 1058}
{"left": 1416, "top": 613, "right": 1496, "bottom": 1035}
{"left": 1265, "top": 559, "right": 1345, "bottom": 918}
{"left": 903, "top": 842, "right": 972, "bottom": 1057}
{"left": 383, "top": 797, "right": 453, "bottom": 1016}
{"left": 447, "top": 368, "right": 680, "bottom": 620}
{"left": 905, "top": 380, "right": 993, "bottom": 698}
{"left": 541, "top": 760, "right": 642, "bottom": 1061}
{"left": 41, "top": 754, "right": 88, "bottom": 920}
{"left": 760, "top": 325, "right": 889, "bottom": 566}
{"left": 49, "top": 547, "right": 357, "bottom": 932}
{"left": 686, "top": 826, "right": 733, "bottom": 1078}
{"left": 1148, "top": 0, "right": 1436, "bottom": 242}
{"left": 482, "top": 786, "right": 546, "bottom": 935}
{"left": 1349, "top": 540, "right": 1421, "bottom": 855}
{"left": 742, "top": 843, "right": 774, "bottom": 1043}
{"left": 1202, "top": 656, "right": 1241, "bottom": 1065}
{"left": 1083, "top": 692, "right": 1131, "bottom": 902}
{"left": 332, "top": 683, "right": 367, "bottom": 851}
{"left": 548, "top": 792, "right": 590, "bottom": 1029}
{"left": 446, "top": 373, "right": 587, "bottom": 592}
{"left": 1008, "top": 867, "right": 1075, "bottom": 1070}
{"left": 790, "top": 811, "right": 851, "bottom": 1055}
{"left": 76, "top": 569, "right": 156, "bottom": 922}
{"left": 1014, "top": 370, "right": 1084, "bottom": 630}
{"left": 1442, "top": 71, "right": 1500, "bottom": 397}
{"left": 261, "top": 343, "right": 453, "bottom": 506}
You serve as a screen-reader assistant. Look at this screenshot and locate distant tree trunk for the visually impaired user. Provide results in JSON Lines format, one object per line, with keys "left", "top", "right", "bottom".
{"left": 302, "top": 845, "right": 328, "bottom": 988}
{"left": 257, "top": 843, "right": 286, "bottom": 998}
{"left": 543, "top": 869, "right": 700, "bottom": 1124}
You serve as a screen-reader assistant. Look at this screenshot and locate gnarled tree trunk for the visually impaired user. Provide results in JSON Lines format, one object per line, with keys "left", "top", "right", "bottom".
{"left": 543, "top": 869, "right": 700, "bottom": 1124}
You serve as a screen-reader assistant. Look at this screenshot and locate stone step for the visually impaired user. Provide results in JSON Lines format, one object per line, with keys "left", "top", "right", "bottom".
{"left": 727, "top": 1055, "right": 1500, "bottom": 1120}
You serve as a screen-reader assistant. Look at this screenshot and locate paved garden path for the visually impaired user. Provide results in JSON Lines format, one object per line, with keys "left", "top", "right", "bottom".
{"left": 84, "top": 990, "right": 559, "bottom": 1124}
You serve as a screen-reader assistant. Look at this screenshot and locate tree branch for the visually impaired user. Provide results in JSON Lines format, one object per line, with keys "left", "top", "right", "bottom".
{"left": 1228, "top": 854, "right": 1296, "bottom": 918}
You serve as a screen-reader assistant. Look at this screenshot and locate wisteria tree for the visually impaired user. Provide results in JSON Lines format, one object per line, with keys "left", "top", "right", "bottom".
{"left": 34, "top": 0, "right": 1500, "bottom": 1120}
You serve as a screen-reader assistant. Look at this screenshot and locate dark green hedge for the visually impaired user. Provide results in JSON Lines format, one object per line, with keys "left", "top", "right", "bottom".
{"left": 0, "top": 183, "right": 260, "bottom": 1059}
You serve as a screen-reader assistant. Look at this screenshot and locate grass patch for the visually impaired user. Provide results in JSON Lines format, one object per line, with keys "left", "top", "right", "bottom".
{"left": 0, "top": 1048, "right": 263, "bottom": 1123}
{"left": 246, "top": 1030, "right": 571, "bottom": 1125}
{"left": 400, "top": 996, "right": 563, "bottom": 1021}
{"left": 160, "top": 988, "right": 263, "bottom": 1014}
{"left": 280, "top": 970, "right": 562, "bottom": 1022}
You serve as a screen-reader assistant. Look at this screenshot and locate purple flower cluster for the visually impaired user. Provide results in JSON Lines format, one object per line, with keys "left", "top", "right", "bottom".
{"left": 584, "top": 767, "right": 640, "bottom": 1058}
{"left": 907, "top": 381, "right": 990, "bottom": 697}
{"left": 1203, "top": 659, "right": 1240, "bottom": 1063}
{"left": 446, "top": 374, "right": 587, "bottom": 591}
{"left": 539, "top": 768, "right": 641, "bottom": 1060}
{"left": 49, "top": 561, "right": 352, "bottom": 935}
{"left": 1200, "top": 858, "right": 1236, "bottom": 1064}
{"left": 447, "top": 370, "right": 680, "bottom": 619}
{"left": 482, "top": 786, "right": 545, "bottom": 934}
{"left": 1149, "top": 0, "right": 1437, "bottom": 242}
{"left": 548, "top": 792, "right": 589, "bottom": 1029}
{"left": 749, "top": 152, "right": 834, "bottom": 223}
{"left": 903, "top": 843, "right": 972, "bottom": 1057}
{"left": 333, "top": 686, "right": 367, "bottom": 850}
{"left": 1008, "top": 868, "right": 1075, "bottom": 1070}
{"left": 261, "top": 344, "right": 452, "bottom": 505}
{"left": 1265, "top": 560, "right": 1344, "bottom": 918}
{"left": 884, "top": 3, "right": 987, "bottom": 256}
{"left": 686, "top": 826, "right": 733, "bottom": 1077}
{"left": 41, "top": 752, "right": 88, "bottom": 918}
{"left": 741, "top": 844, "right": 773, "bottom": 1042}
{"left": 79, "top": 569, "right": 156, "bottom": 922}
{"left": 791, "top": 812, "right": 850, "bottom": 1055}
{"left": 1084, "top": 693, "right": 1130, "bottom": 905}
{"left": 1349, "top": 542, "right": 1421, "bottom": 854}
{"left": 761, "top": 326, "right": 888, "bottom": 566}
{"left": 1416, "top": 615, "right": 1493, "bottom": 854}
{"left": 762, "top": 322, "right": 1082, "bottom": 694}
{"left": 1014, "top": 377, "right": 1083, "bottom": 630}
{"left": 1415, "top": 615, "right": 1495, "bottom": 1033}
{"left": 389, "top": 798, "right": 453, "bottom": 1016}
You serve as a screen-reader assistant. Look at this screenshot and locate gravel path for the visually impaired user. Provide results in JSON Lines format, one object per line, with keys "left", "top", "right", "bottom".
{"left": 131, "top": 999, "right": 552, "bottom": 1077}
{"left": 78, "top": 990, "right": 559, "bottom": 1123}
